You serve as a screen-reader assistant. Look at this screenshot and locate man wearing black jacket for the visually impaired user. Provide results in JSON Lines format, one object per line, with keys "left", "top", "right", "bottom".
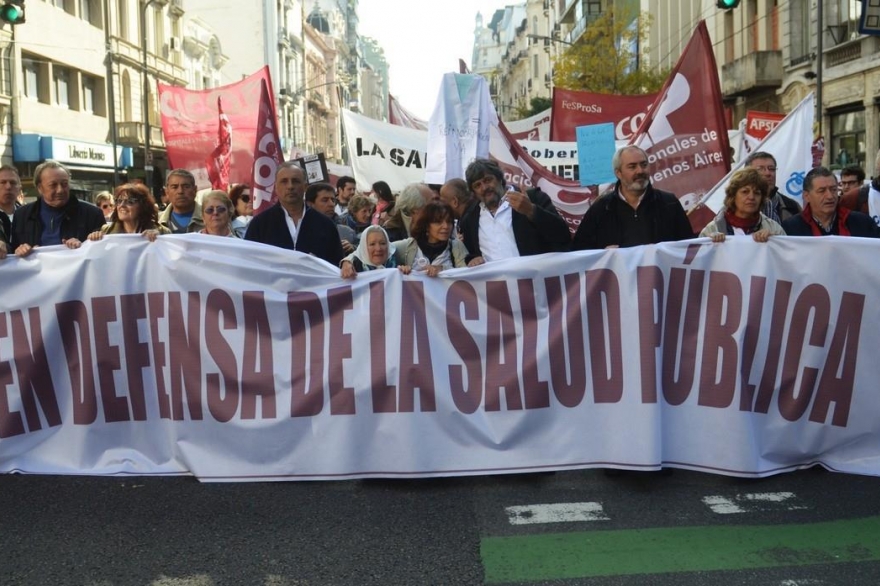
{"left": 571, "top": 146, "right": 693, "bottom": 250}
{"left": 11, "top": 160, "right": 105, "bottom": 257}
{"left": 459, "top": 158, "right": 570, "bottom": 266}
{"left": 782, "top": 166, "right": 879, "bottom": 238}
{"left": 245, "top": 161, "right": 344, "bottom": 266}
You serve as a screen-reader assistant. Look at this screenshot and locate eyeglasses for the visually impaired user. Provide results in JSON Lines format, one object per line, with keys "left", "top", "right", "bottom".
{"left": 204, "top": 205, "right": 228, "bottom": 215}
{"left": 116, "top": 197, "right": 142, "bottom": 207}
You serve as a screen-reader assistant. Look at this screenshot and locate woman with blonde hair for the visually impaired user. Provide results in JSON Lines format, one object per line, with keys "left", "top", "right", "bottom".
{"left": 700, "top": 167, "right": 785, "bottom": 243}
{"left": 200, "top": 190, "right": 238, "bottom": 237}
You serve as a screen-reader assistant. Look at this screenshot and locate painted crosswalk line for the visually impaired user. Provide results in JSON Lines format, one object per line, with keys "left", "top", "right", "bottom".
{"left": 505, "top": 502, "right": 609, "bottom": 525}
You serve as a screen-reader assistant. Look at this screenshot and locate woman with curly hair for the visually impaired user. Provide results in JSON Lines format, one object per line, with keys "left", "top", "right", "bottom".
{"left": 700, "top": 167, "right": 784, "bottom": 243}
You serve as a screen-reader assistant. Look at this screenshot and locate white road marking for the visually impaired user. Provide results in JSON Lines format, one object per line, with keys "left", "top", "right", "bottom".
{"left": 702, "top": 491, "right": 808, "bottom": 515}
{"left": 505, "top": 502, "right": 609, "bottom": 525}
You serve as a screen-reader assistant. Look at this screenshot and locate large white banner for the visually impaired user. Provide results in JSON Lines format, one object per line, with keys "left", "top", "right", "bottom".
{"left": 2, "top": 235, "right": 880, "bottom": 481}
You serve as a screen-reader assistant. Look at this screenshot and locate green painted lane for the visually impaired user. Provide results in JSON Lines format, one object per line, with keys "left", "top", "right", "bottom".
{"left": 482, "top": 515, "right": 880, "bottom": 583}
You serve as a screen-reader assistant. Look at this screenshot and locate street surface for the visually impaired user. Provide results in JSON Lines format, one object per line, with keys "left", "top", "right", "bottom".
{"left": 2, "top": 467, "right": 879, "bottom": 585}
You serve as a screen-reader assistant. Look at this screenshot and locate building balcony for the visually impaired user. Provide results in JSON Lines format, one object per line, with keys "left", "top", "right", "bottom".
{"left": 559, "top": 0, "right": 576, "bottom": 24}
{"left": 111, "top": 37, "right": 186, "bottom": 84}
{"left": 721, "top": 50, "right": 783, "bottom": 98}
{"left": 116, "top": 122, "right": 165, "bottom": 149}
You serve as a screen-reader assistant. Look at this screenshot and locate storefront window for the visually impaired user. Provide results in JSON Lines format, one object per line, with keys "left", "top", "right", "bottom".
{"left": 830, "top": 108, "right": 865, "bottom": 169}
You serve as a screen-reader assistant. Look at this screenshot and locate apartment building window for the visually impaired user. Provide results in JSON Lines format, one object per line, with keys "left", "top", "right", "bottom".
{"left": 53, "top": 0, "right": 75, "bottom": 16}
{"left": 829, "top": 0, "right": 861, "bottom": 44}
{"left": 79, "top": 0, "right": 90, "bottom": 22}
{"left": 747, "top": 0, "right": 758, "bottom": 53}
{"left": 22, "top": 59, "right": 39, "bottom": 101}
{"left": 830, "top": 108, "right": 865, "bottom": 169}
{"left": 117, "top": 0, "right": 128, "bottom": 39}
{"left": 790, "top": 0, "right": 811, "bottom": 65}
{"left": 0, "top": 44, "right": 11, "bottom": 97}
{"left": 82, "top": 76, "right": 95, "bottom": 113}
{"left": 54, "top": 67, "right": 71, "bottom": 108}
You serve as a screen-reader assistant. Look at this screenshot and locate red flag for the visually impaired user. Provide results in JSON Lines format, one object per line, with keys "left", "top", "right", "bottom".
{"left": 159, "top": 67, "right": 275, "bottom": 189}
{"left": 388, "top": 94, "right": 427, "bottom": 130}
{"left": 250, "top": 78, "right": 284, "bottom": 215}
{"left": 205, "top": 96, "right": 232, "bottom": 191}
{"left": 458, "top": 59, "right": 470, "bottom": 74}
{"left": 630, "top": 20, "right": 731, "bottom": 232}
{"left": 550, "top": 88, "right": 656, "bottom": 142}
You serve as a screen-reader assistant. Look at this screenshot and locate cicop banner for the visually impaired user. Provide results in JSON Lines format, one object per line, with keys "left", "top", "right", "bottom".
{"left": 159, "top": 67, "right": 277, "bottom": 190}
{"left": 2, "top": 236, "right": 880, "bottom": 481}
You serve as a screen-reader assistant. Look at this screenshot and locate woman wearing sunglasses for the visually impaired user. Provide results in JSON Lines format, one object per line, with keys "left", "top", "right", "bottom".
{"left": 229, "top": 183, "right": 253, "bottom": 238}
{"left": 87, "top": 183, "right": 168, "bottom": 242}
{"left": 200, "top": 190, "right": 238, "bottom": 238}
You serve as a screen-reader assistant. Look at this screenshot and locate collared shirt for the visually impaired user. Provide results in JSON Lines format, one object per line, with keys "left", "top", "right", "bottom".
{"left": 617, "top": 189, "right": 645, "bottom": 209}
{"left": 285, "top": 207, "right": 305, "bottom": 248}
{"left": 478, "top": 200, "right": 519, "bottom": 262}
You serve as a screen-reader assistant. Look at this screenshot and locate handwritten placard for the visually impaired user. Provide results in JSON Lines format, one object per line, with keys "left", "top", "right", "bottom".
{"left": 576, "top": 122, "right": 616, "bottom": 186}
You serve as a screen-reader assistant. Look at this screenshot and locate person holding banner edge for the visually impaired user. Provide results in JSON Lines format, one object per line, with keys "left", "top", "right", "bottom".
{"left": 570, "top": 146, "right": 693, "bottom": 250}
{"left": 699, "top": 167, "right": 785, "bottom": 243}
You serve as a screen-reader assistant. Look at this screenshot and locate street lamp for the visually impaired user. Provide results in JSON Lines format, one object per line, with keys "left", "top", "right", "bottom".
{"left": 140, "top": 0, "right": 157, "bottom": 193}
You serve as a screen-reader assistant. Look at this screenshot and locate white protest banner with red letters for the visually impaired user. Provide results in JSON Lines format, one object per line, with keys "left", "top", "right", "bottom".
{"left": 2, "top": 235, "right": 880, "bottom": 481}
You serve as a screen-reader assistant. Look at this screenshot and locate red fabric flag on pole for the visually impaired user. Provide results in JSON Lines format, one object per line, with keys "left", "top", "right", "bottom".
{"left": 159, "top": 67, "right": 274, "bottom": 189}
{"left": 629, "top": 20, "right": 731, "bottom": 232}
{"left": 250, "top": 78, "right": 284, "bottom": 215}
{"left": 205, "top": 96, "right": 232, "bottom": 191}
{"left": 549, "top": 88, "right": 656, "bottom": 142}
{"left": 388, "top": 94, "right": 428, "bottom": 130}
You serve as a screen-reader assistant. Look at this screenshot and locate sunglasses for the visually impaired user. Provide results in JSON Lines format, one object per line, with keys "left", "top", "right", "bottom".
{"left": 204, "top": 205, "right": 228, "bottom": 215}
{"left": 239, "top": 194, "right": 251, "bottom": 203}
{"left": 116, "top": 197, "right": 142, "bottom": 207}
{"left": 100, "top": 203, "right": 114, "bottom": 210}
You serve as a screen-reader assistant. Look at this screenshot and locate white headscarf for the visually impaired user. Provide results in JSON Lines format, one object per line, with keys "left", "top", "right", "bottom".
{"left": 351, "top": 225, "right": 396, "bottom": 270}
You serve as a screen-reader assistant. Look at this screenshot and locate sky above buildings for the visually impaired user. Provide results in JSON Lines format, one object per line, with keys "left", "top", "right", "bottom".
{"left": 358, "top": 0, "right": 510, "bottom": 120}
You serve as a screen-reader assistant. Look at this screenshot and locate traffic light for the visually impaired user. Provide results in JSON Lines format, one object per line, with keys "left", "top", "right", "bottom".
{"left": 716, "top": 0, "right": 741, "bottom": 8}
{"left": 0, "top": 0, "right": 25, "bottom": 25}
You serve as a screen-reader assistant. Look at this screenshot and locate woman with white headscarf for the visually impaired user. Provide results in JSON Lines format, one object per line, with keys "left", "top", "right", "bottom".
{"left": 340, "top": 225, "right": 397, "bottom": 278}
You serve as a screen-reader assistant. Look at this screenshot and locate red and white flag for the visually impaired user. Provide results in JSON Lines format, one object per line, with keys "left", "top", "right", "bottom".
{"left": 205, "top": 96, "right": 232, "bottom": 191}
{"left": 388, "top": 93, "right": 428, "bottom": 130}
{"left": 250, "top": 78, "right": 284, "bottom": 215}
{"left": 630, "top": 20, "right": 732, "bottom": 232}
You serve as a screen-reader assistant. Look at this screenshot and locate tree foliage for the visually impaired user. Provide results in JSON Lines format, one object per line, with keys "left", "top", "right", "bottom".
{"left": 552, "top": 7, "right": 668, "bottom": 95}
{"left": 514, "top": 96, "right": 553, "bottom": 119}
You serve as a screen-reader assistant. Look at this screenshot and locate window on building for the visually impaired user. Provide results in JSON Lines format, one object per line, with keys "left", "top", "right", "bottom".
{"left": 829, "top": 0, "right": 861, "bottom": 44}
{"left": 830, "top": 108, "right": 866, "bottom": 170}
{"left": 54, "top": 67, "right": 71, "bottom": 108}
{"left": 79, "top": 0, "right": 90, "bottom": 22}
{"left": 122, "top": 70, "right": 132, "bottom": 121}
{"left": 0, "top": 44, "right": 11, "bottom": 97}
{"left": 790, "top": 0, "right": 811, "bottom": 65}
{"left": 82, "top": 76, "right": 95, "bottom": 113}
{"left": 117, "top": 0, "right": 128, "bottom": 39}
{"left": 22, "top": 59, "right": 39, "bottom": 101}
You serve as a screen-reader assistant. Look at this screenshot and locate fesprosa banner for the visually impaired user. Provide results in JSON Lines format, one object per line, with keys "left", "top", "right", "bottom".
{"left": 1, "top": 235, "right": 879, "bottom": 481}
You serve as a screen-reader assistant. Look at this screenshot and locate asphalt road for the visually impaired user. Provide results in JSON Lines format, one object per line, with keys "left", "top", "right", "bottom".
{"left": 2, "top": 467, "right": 879, "bottom": 585}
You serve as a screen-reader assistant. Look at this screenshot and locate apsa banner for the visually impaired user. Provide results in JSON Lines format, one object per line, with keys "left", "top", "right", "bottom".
{"left": 2, "top": 236, "right": 880, "bottom": 481}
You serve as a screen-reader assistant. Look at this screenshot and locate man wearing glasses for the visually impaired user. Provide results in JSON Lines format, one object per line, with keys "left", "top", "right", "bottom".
{"left": 744, "top": 151, "right": 802, "bottom": 223}
{"left": 840, "top": 153, "right": 880, "bottom": 228}
{"left": 158, "top": 169, "right": 204, "bottom": 234}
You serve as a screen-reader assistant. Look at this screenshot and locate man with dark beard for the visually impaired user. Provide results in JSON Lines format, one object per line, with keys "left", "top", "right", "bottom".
{"left": 459, "top": 158, "right": 570, "bottom": 266}
{"left": 571, "top": 146, "right": 693, "bottom": 250}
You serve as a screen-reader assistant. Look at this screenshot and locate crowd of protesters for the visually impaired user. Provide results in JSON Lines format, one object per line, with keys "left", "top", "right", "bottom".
{"left": 1, "top": 146, "right": 879, "bottom": 264}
